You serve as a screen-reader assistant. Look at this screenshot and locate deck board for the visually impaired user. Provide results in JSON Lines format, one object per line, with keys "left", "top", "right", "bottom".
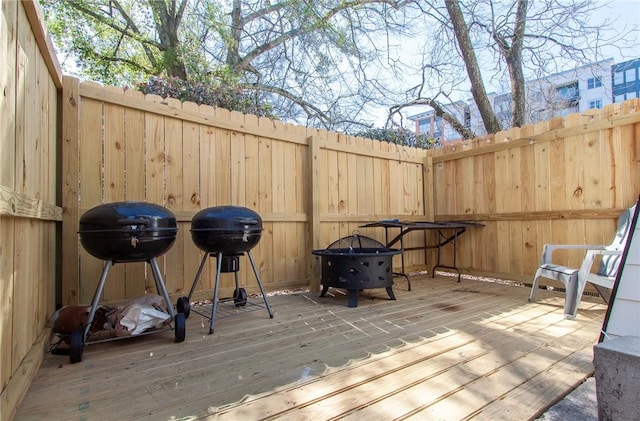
{"left": 14, "top": 274, "right": 606, "bottom": 421}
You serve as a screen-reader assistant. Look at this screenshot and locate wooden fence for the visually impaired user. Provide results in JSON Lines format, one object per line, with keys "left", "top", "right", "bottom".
{"left": 2, "top": 0, "right": 640, "bottom": 418}
{"left": 428, "top": 106, "right": 640, "bottom": 281}
{"left": 61, "top": 78, "right": 432, "bottom": 305}
{"left": 0, "top": 1, "right": 62, "bottom": 419}
{"left": 61, "top": 78, "right": 640, "bottom": 307}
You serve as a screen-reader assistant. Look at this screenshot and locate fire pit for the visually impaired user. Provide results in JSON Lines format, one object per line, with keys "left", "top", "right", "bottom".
{"left": 312, "top": 234, "right": 401, "bottom": 307}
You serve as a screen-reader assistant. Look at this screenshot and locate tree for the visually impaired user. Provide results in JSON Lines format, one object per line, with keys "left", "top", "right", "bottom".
{"left": 43, "top": 0, "right": 408, "bottom": 131}
{"left": 390, "top": 0, "right": 635, "bottom": 138}
{"left": 43, "top": 0, "right": 635, "bottom": 139}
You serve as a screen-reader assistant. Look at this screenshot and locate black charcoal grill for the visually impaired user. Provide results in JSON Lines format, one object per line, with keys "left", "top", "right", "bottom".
{"left": 179, "top": 206, "right": 274, "bottom": 334}
{"left": 70, "top": 201, "right": 185, "bottom": 363}
{"left": 312, "top": 233, "right": 401, "bottom": 307}
{"left": 79, "top": 201, "right": 178, "bottom": 262}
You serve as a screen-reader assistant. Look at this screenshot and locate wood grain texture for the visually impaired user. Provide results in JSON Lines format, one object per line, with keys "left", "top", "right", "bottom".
{"left": 1, "top": 3, "right": 60, "bottom": 419}
{"left": 14, "top": 274, "right": 607, "bottom": 421}
{"left": 60, "top": 82, "right": 640, "bottom": 303}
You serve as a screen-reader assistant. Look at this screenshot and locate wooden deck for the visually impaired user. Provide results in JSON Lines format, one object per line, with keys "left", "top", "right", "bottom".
{"left": 14, "top": 273, "right": 607, "bottom": 421}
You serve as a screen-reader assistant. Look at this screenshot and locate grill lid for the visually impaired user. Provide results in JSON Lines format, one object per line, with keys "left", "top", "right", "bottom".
{"left": 79, "top": 201, "right": 177, "bottom": 262}
{"left": 190, "top": 206, "right": 263, "bottom": 254}
{"left": 79, "top": 201, "right": 177, "bottom": 234}
{"left": 191, "top": 206, "right": 262, "bottom": 232}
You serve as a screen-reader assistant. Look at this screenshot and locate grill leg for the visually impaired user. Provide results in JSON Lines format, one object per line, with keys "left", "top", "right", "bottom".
{"left": 234, "top": 270, "right": 240, "bottom": 290}
{"left": 247, "top": 251, "right": 273, "bottom": 318}
{"left": 209, "top": 252, "right": 223, "bottom": 334}
{"left": 187, "top": 252, "right": 210, "bottom": 301}
{"left": 83, "top": 259, "right": 114, "bottom": 340}
{"left": 149, "top": 257, "right": 175, "bottom": 319}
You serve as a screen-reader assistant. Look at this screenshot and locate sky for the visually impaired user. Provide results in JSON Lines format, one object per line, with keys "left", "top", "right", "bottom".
{"left": 593, "top": 0, "right": 640, "bottom": 62}
{"left": 379, "top": 0, "right": 640, "bottom": 127}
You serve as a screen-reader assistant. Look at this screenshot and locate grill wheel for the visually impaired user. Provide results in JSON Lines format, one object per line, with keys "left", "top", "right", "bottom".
{"left": 233, "top": 288, "right": 248, "bottom": 307}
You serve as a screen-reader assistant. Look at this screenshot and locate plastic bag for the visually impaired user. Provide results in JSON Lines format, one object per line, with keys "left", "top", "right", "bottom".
{"left": 110, "top": 294, "right": 172, "bottom": 336}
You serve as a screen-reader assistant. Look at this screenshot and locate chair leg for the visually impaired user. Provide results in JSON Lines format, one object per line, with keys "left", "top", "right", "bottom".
{"left": 592, "top": 284, "right": 612, "bottom": 303}
{"left": 563, "top": 273, "right": 580, "bottom": 319}
{"left": 529, "top": 270, "right": 543, "bottom": 303}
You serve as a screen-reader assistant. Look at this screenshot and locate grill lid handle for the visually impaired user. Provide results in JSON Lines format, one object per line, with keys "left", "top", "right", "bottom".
{"left": 234, "top": 217, "right": 259, "bottom": 226}
{"left": 117, "top": 218, "right": 150, "bottom": 226}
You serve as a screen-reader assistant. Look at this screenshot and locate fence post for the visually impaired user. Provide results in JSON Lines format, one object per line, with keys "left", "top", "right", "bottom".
{"left": 424, "top": 155, "right": 434, "bottom": 220}
{"left": 61, "top": 76, "right": 80, "bottom": 305}
{"left": 308, "top": 135, "right": 321, "bottom": 292}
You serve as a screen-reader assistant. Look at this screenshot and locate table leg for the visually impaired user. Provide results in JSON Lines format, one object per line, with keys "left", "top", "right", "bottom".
{"left": 431, "top": 230, "right": 462, "bottom": 282}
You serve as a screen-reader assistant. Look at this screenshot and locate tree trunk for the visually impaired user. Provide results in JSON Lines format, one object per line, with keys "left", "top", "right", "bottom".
{"left": 507, "top": 0, "right": 527, "bottom": 128}
{"left": 445, "top": 0, "right": 502, "bottom": 135}
{"left": 148, "top": 0, "right": 188, "bottom": 79}
{"left": 226, "top": 0, "right": 243, "bottom": 71}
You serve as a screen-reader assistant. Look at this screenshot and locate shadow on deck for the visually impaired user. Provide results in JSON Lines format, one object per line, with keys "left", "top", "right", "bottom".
{"left": 15, "top": 273, "right": 607, "bottom": 420}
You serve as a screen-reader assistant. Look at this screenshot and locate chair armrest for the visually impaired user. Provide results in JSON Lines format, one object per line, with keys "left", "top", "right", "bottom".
{"left": 578, "top": 250, "right": 622, "bottom": 279}
{"left": 540, "top": 244, "right": 606, "bottom": 264}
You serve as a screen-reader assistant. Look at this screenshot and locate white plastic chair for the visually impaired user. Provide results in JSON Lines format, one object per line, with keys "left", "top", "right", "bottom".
{"left": 529, "top": 201, "right": 637, "bottom": 319}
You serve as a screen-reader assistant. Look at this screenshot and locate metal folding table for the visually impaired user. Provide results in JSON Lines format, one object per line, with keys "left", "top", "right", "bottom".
{"left": 360, "top": 220, "right": 484, "bottom": 283}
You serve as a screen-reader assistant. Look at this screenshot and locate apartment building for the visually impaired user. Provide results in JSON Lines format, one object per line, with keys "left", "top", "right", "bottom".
{"left": 613, "top": 58, "right": 640, "bottom": 102}
{"left": 410, "top": 57, "right": 636, "bottom": 141}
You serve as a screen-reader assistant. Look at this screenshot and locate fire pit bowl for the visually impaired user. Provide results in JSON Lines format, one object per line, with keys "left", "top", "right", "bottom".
{"left": 312, "top": 234, "right": 401, "bottom": 307}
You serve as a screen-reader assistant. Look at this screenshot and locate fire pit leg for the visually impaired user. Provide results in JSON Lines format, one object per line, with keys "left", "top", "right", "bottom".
{"left": 386, "top": 287, "right": 397, "bottom": 300}
{"left": 347, "top": 289, "right": 358, "bottom": 307}
{"left": 320, "top": 285, "right": 329, "bottom": 297}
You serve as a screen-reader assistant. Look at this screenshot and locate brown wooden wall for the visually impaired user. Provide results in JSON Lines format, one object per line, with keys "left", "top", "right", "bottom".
{"left": 61, "top": 76, "right": 640, "bottom": 307}
{"left": 61, "top": 79, "right": 431, "bottom": 305}
{"left": 0, "top": 1, "right": 62, "bottom": 419}
{"left": 427, "top": 105, "right": 640, "bottom": 283}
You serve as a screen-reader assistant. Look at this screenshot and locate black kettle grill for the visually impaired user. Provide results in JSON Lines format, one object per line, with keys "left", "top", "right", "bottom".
{"left": 70, "top": 202, "right": 186, "bottom": 363}
{"left": 178, "top": 206, "right": 273, "bottom": 334}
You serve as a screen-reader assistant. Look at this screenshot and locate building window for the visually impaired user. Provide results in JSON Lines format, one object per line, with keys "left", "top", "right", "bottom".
{"left": 615, "top": 94, "right": 625, "bottom": 103}
{"left": 587, "top": 77, "right": 603, "bottom": 89}
{"left": 589, "top": 99, "right": 602, "bottom": 109}
{"left": 418, "top": 118, "right": 430, "bottom": 135}
{"left": 629, "top": 91, "right": 637, "bottom": 99}
{"left": 556, "top": 82, "right": 579, "bottom": 103}
{"left": 625, "top": 68, "right": 636, "bottom": 83}
{"left": 614, "top": 71, "right": 624, "bottom": 85}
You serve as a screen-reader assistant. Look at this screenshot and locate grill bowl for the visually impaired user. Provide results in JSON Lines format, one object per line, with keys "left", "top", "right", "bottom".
{"left": 79, "top": 201, "right": 177, "bottom": 262}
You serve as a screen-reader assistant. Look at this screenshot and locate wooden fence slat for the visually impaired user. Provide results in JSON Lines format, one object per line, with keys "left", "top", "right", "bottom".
{"left": 102, "top": 86, "right": 126, "bottom": 300}
{"left": 0, "top": 0, "right": 17, "bottom": 190}
{"left": 178, "top": 102, "right": 203, "bottom": 295}
{"left": 78, "top": 95, "right": 104, "bottom": 303}
{"left": 0, "top": 215, "right": 15, "bottom": 390}
{"left": 164, "top": 98, "right": 185, "bottom": 295}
